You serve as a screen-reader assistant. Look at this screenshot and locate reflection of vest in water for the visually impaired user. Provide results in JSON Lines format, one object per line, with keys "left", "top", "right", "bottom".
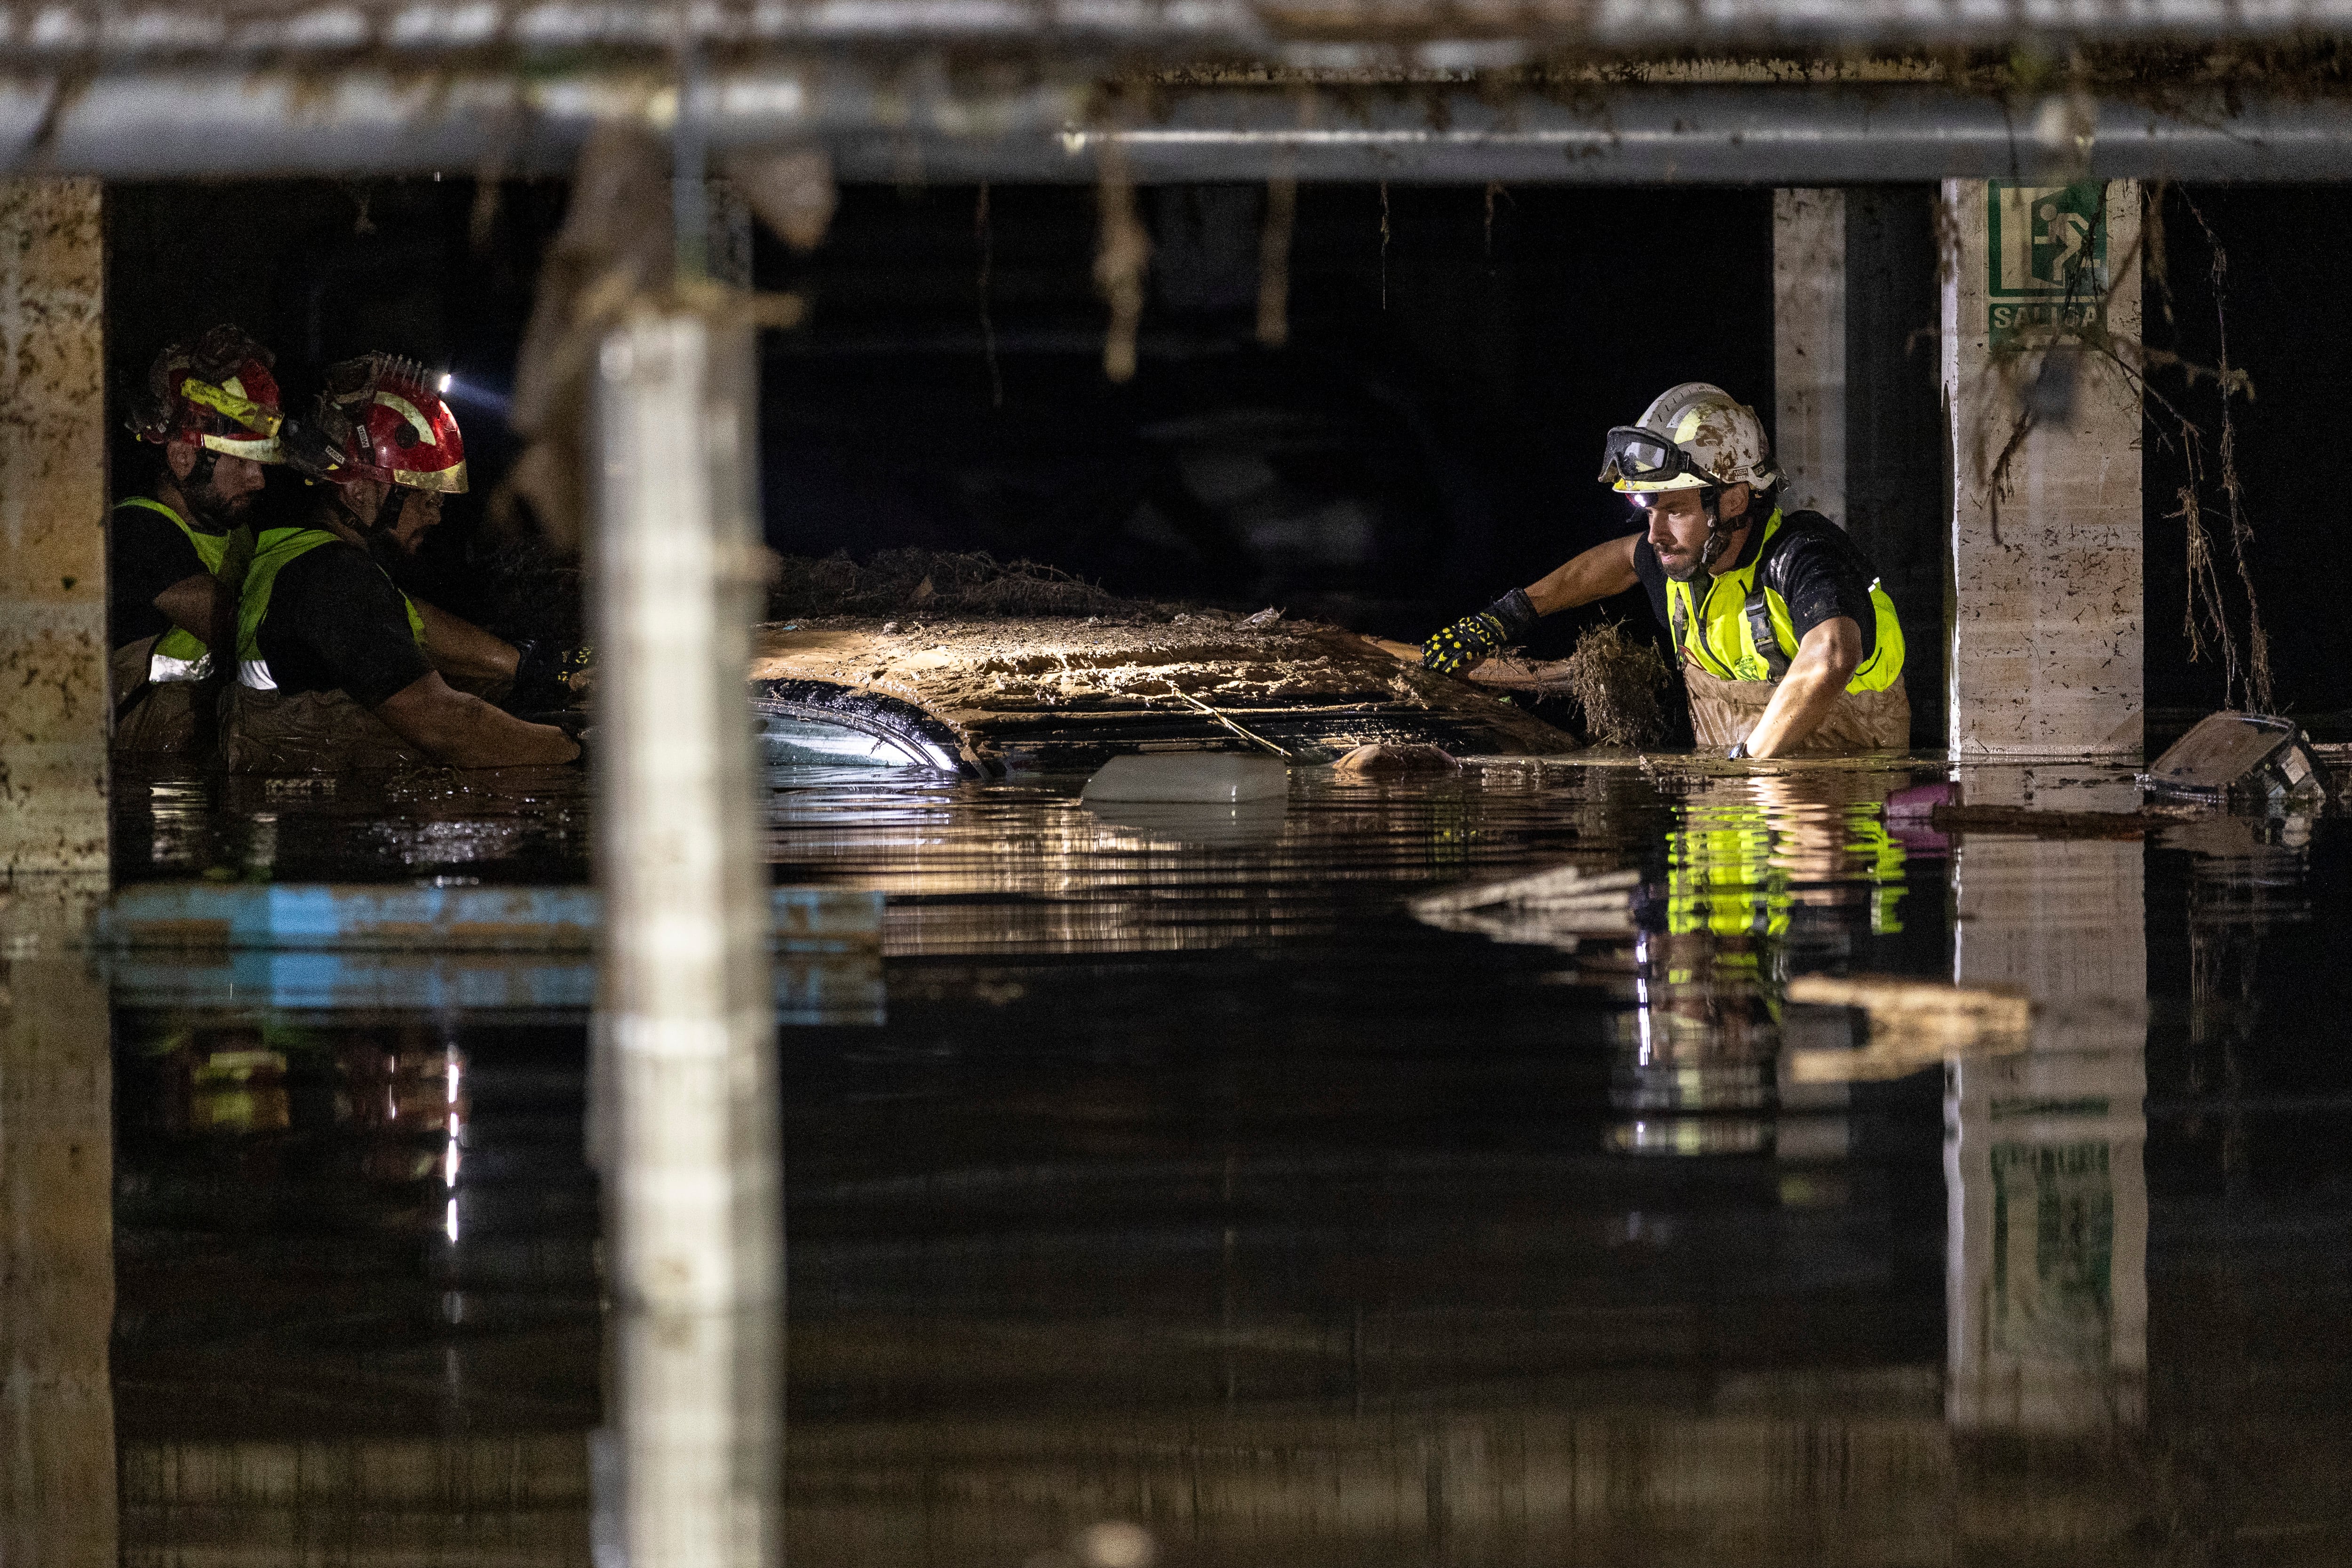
{"left": 227, "top": 527, "right": 433, "bottom": 774}
{"left": 1664, "top": 509, "right": 1906, "bottom": 691}
{"left": 1663, "top": 798, "right": 1908, "bottom": 939}
{"left": 117, "top": 497, "right": 236, "bottom": 683}
{"left": 235, "top": 527, "right": 426, "bottom": 690}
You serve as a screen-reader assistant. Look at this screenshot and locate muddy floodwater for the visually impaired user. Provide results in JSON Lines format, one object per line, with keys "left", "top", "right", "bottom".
{"left": 44, "top": 753, "right": 2352, "bottom": 1563}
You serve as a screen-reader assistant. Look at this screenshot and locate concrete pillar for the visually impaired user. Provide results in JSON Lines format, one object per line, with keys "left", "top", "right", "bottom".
{"left": 0, "top": 180, "right": 109, "bottom": 884}
{"left": 1946, "top": 833, "right": 2147, "bottom": 1431}
{"left": 0, "top": 951, "right": 119, "bottom": 1566}
{"left": 1772, "top": 188, "right": 1844, "bottom": 520}
{"left": 1941, "top": 180, "right": 2144, "bottom": 759}
{"left": 592, "top": 309, "right": 781, "bottom": 1568}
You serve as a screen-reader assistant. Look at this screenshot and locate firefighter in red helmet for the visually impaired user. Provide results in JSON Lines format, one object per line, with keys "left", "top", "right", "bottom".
{"left": 226, "top": 354, "right": 585, "bottom": 772}
{"left": 111, "top": 325, "right": 287, "bottom": 754}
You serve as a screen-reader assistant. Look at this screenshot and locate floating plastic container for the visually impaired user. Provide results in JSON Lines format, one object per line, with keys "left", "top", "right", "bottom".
{"left": 2141, "top": 712, "right": 2325, "bottom": 806}
{"left": 1081, "top": 752, "right": 1288, "bottom": 804}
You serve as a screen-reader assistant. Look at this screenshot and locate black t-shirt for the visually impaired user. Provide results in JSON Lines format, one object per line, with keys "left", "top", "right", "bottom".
{"left": 107, "top": 501, "right": 219, "bottom": 651}
{"left": 254, "top": 540, "right": 436, "bottom": 708}
{"left": 1630, "top": 509, "right": 1881, "bottom": 664}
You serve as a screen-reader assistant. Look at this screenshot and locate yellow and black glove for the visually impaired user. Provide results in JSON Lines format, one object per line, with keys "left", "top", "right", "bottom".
{"left": 513, "top": 640, "right": 596, "bottom": 710}
{"left": 1420, "top": 589, "right": 1538, "bottom": 675}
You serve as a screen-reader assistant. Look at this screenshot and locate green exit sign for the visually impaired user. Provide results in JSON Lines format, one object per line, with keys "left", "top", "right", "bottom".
{"left": 1986, "top": 181, "right": 2109, "bottom": 349}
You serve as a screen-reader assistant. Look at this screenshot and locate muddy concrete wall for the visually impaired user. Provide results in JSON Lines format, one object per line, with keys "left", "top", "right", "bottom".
{"left": 0, "top": 954, "right": 118, "bottom": 1567}
{"left": 0, "top": 179, "right": 109, "bottom": 880}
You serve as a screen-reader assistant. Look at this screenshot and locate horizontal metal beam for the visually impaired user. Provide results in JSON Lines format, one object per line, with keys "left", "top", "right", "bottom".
{"left": 10, "top": 73, "right": 2352, "bottom": 181}
{"left": 8, "top": 0, "right": 2352, "bottom": 65}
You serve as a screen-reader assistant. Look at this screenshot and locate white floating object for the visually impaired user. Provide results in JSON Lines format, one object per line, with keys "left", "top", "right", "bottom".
{"left": 1087, "top": 799, "right": 1287, "bottom": 847}
{"left": 1081, "top": 752, "right": 1288, "bottom": 804}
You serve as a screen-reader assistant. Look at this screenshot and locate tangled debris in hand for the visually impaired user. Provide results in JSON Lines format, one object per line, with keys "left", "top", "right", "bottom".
{"left": 1558, "top": 621, "right": 1672, "bottom": 748}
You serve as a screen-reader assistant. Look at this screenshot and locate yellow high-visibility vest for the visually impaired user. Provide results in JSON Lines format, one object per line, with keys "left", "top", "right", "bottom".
{"left": 1663, "top": 509, "right": 1905, "bottom": 692}
{"left": 118, "top": 497, "right": 242, "bottom": 684}
{"left": 235, "top": 526, "right": 426, "bottom": 691}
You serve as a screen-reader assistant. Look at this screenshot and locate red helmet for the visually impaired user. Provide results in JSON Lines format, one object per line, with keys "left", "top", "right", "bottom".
{"left": 128, "top": 325, "right": 286, "bottom": 464}
{"left": 318, "top": 354, "right": 469, "bottom": 495}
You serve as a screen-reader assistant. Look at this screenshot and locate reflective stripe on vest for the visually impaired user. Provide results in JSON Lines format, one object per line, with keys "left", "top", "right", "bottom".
{"left": 118, "top": 497, "right": 233, "bottom": 684}
{"left": 236, "top": 526, "right": 427, "bottom": 691}
{"left": 1662, "top": 509, "right": 1905, "bottom": 694}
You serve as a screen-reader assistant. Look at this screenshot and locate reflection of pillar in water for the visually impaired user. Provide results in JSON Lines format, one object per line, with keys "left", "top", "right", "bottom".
{"left": 1947, "top": 837, "right": 2147, "bottom": 1430}
{"left": 0, "top": 952, "right": 118, "bottom": 1566}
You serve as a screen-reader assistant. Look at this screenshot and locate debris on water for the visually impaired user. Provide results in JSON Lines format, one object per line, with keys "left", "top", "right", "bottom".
{"left": 1242, "top": 606, "right": 1283, "bottom": 627}
{"left": 1410, "top": 863, "right": 1639, "bottom": 952}
{"left": 1884, "top": 781, "right": 1955, "bottom": 856}
{"left": 1557, "top": 621, "right": 1673, "bottom": 748}
{"left": 2142, "top": 710, "right": 2326, "bottom": 805}
{"left": 1784, "top": 972, "right": 2032, "bottom": 1082}
{"left": 1332, "top": 742, "right": 1462, "bottom": 777}
{"left": 1411, "top": 863, "right": 1640, "bottom": 917}
{"left": 1081, "top": 752, "right": 1287, "bottom": 803}
{"left": 748, "top": 616, "right": 1579, "bottom": 769}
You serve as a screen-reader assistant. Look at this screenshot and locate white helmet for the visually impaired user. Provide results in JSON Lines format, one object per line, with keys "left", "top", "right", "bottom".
{"left": 1599, "top": 382, "right": 1780, "bottom": 495}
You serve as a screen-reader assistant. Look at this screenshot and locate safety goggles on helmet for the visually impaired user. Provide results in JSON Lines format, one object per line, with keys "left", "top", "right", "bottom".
{"left": 1597, "top": 425, "right": 1723, "bottom": 493}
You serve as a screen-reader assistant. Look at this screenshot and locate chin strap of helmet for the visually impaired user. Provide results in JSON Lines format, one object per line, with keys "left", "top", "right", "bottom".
{"left": 1697, "top": 488, "right": 1738, "bottom": 570}
{"left": 337, "top": 479, "right": 410, "bottom": 545}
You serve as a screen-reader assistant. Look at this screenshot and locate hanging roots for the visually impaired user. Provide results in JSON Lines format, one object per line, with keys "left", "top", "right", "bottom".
{"left": 1559, "top": 621, "right": 1673, "bottom": 748}
{"left": 1093, "top": 149, "right": 1150, "bottom": 383}
{"left": 2144, "top": 190, "right": 2272, "bottom": 712}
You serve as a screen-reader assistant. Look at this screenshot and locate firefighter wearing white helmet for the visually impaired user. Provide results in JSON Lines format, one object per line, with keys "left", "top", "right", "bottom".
{"left": 1420, "top": 382, "right": 1908, "bottom": 758}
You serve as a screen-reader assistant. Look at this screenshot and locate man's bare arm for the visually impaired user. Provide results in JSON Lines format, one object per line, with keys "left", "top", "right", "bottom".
{"left": 373, "top": 670, "right": 582, "bottom": 768}
{"left": 415, "top": 601, "right": 522, "bottom": 684}
{"left": 152, "top": 572, "right": 230, "bottom": 651}
{"left": 1525, "top": 534, "right": 1642, "bottom": 616}
{"left": 1741, "top": 616, "right": 1860, "bottom": 759}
